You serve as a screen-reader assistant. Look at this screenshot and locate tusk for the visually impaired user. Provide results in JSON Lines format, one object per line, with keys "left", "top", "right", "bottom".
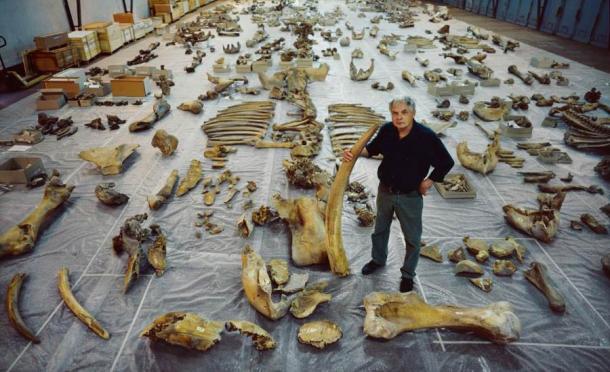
{"left": 57, "top": 268, "right": 110, "bottom": 339}
{"left": 325, "top": 124, "right": 380, "bottom": 276}
{"left": 6, "top": 273, "right": 40, "bottom": 343}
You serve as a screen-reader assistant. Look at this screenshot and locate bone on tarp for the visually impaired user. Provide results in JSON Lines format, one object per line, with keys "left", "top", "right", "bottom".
{"left": 0, "top": 170, "right": 74, "bottom": 259}
{"left": 225, "top": 320, "right": 276, "bottom": 351}
{"left": 561, "top": 110, "right": 610, "bottom": 152}
{"left": 274, "top": 194, "right": 328, "bottom": 266}
{"left": 148, "top": 170, "right": 179, "bottom": 210}
{"left": 176, "top": 160, "right": 202, "bottom": 197}
{"left": 95, "top": 182, "right": 129, "bottom": 206}
{"left": 79, "top": 144, "right": 139, "bottom": 175}
{"left": 202, "top": 101, "right": 274, "bottom": 146}
{"left": 241, "top": 245, "right": 291, "bottom": 320}
{"left": 140, "top": 312, "right": 223, "bottom": 351}
{"left": 128, "top": 99, "right": 171, "bottom": 132}
{"left": 363, "top": 291, "right": 520, "bottom": 344}
{"left": 6, "top": 273, "right": 40, "bottom": 343}
{"left": 151, "top": 129, "right": 179, "bottom": 156}
{"left": 350, "top": 58, "right": 374, "bottom": 81}
{"left": 456, "top": 134, "right": 499, "bottom": 175}
{"left": 503, "top": 205, "right": 559, "bottom": 243}
{"left": 58, "top": 267, "right": 110, "bottom": 339}
{"left": 524, "top": 262, "right": 566, "bottom": 313}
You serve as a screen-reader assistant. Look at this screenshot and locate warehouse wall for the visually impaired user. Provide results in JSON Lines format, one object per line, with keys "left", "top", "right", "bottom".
{"left": 0, "top": 0, "right": 150, "bottom": 69}
{"left": 433, "top": 0, "right": 610, "bottom": 49}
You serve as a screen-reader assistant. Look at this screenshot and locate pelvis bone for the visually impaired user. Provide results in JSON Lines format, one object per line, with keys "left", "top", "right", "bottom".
{"left": 0, "top": 170, "right": 74, "bottom": 259}
{"left": 273, "top": 194, "right": 328, "bottom": 266}
{"left": 350, "top": 58, "right": 374, "bottom": 81}
{"left": 79, "top": 144, "right": 139, "bottom": 175}
{"left": 456, "top": 135, "right": 499, "bottom": 174}
{"left": 241, "top": 245, "right": 291, "bottom": 320}
{"left": 363, "top": 291, "right": 520, "bottom": 344}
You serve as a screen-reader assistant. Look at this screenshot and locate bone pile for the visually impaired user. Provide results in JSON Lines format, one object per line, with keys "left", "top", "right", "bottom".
{"left": 202, "top": 101, "right": 275, "bottom": 147}
{"left": 326, "top": 104, "right": 385, "bottom": 157}
{"left": 561, "top": 110, "right": 610, "bottom": 153}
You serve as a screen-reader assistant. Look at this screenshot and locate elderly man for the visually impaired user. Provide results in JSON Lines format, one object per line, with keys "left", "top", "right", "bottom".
{"left": 343, "top": 96, "right": 454, "bottom": 292}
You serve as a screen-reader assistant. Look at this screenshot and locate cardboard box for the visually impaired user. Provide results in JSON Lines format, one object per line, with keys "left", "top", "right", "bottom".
{"left": 34, "top": 32, "right": 69, "bottom": 50}
{"left": 119, "top": 24, "right": 135, "bottom": 43}
{"left": 36, "top": 89, "right": 67, "bottom": 110}
{"left": 0, "top": 157, "right": 45, "bottom": 184}
{"left": 113, "top": 12, "right": 135, "bottom": 24}
{"left": 235, "top": 64, "right": 252, "bottom": 73}
{"left": 111, "top": 76, "right": 153, "bottom": 97}
{"left": 42, "top": 78, "right": 82, "bottom": 98}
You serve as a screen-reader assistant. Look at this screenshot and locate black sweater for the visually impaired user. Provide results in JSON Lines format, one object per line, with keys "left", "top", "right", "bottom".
{"left": 365, "top": 121, "right": 455, "bottom": 193}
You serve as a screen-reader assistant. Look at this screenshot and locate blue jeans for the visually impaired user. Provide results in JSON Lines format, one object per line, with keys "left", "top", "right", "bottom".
{"left": 371, "top": 187, "right": 423, "bottom": 279}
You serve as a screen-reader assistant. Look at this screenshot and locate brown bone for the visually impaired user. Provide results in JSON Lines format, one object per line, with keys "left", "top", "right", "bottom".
{"left": 363, "top": 291, "right": 520, "bottom": 344}
{"left": 0, "top": 171, "right": 74, "bottom": 259}
{"left": 6, "top": 273, "right": 40, "bottom": 343}
{"left": 524, "top": 262, "right": 565, "bottom": 313}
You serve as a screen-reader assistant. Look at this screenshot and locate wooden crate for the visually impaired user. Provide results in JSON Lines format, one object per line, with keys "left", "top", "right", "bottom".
{"left": 83, "top": 22, "right": 125, "bottom": 54}
{"left": 29, "top": 46, "right": 78, "bottom": 73}
{"left": 119, "top": 24, "right": 135, "bottom": 43}
{"left": 133, "top": 19, "right": 154, "bottom": 39}
{"left": 113, "top": 12, "right": 134, "bottom": 24}
{"left": 34, "top": 32, "right": 69, "bottom": 50}
{"left": 111, "top": 76, "right": 153, "bottom": 97}
{"left": 68, "top": 30, "right": 100, "bottom": 62}
{"left": 153, "top": 4, "right": 182, "bottom": 21}
{"left": 188, "top": 0, "right": 200, "bottom": 10}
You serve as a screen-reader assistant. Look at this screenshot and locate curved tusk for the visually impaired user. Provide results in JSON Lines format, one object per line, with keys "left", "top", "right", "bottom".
{"left": 57, "top": 267, "right": 110, "bottom": 339}
{"left": 325, "top": 124, "right": 380, "bottom": 277}
{"left": 6, "top": 273, "right": 40, "bottom": 343}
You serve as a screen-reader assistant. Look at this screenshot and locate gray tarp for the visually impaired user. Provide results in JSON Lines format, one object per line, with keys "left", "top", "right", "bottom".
{"left": 1, "top": 1, "right": 609, "bottom": 371}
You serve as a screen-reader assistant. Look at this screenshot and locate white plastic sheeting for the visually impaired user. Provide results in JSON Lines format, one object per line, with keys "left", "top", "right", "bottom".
{"left": 1, "top": 1, "right": 609, "bottom": 371}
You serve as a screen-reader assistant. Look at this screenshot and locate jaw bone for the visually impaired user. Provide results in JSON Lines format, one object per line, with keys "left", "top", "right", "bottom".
{"left": 0, "top": 171, "right": 74, "bottom": 259}
{"left": 363, "top": 291, "right": 521, "bottom": 344}
{"left": 140, "top": 312, "right": 223, "bottom": 351}
{"left": 79, "top": 144, "right": 139, "bottom": 175}
{"left": 502, "top": 205, "right": 559, "bottom": 243}
{"left": 241, "top": 245, "right": 291, "bottom": 320}
{"left": 326, "top": 124, "right": 380, "bottom": 277}
{"left": 456, "top": 134, "right": 499, "bottom": 175}
{"left": 273, "top": 194, "right": 328, "bottom": 266}
{"left": 350, "top": 58, "right": 375, "bottom": 81}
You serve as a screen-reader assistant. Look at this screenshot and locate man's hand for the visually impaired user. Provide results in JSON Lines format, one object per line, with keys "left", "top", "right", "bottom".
{"left": 342, "top": 148, "right": 354, "bottom": 162}
{"left": 418, "top": 178, "right": 434, "bottom": 196}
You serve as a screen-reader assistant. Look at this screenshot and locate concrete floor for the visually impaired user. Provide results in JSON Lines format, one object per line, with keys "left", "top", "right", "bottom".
{"left": 442, "top": 5, "right": 610, "bottom": 74}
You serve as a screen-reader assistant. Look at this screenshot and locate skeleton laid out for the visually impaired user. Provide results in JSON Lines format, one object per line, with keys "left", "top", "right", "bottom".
{"left": 0, "top": 170, "right": 74, "bottom": 259}
{"left": 363, "top": 291, "right": 520, "bottom": 344}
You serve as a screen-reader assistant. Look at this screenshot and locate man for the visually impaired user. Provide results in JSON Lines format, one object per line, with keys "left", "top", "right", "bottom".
{"left": 343, "top": 96, "right": 454, "bottom": 292}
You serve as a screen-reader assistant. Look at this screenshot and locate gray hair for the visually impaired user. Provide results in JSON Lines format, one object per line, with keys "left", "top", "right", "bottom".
{"left": 389, "top": 96, "right": 416, "bottom": 113}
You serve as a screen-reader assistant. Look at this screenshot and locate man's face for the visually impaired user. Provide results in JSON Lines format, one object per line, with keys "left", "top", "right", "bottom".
{"left": 390, "top": 102, "right": 415, "bottom": 131}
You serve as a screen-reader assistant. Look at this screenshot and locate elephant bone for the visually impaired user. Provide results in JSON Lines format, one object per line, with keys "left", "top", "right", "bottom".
{"left": 363, "top": 291, "right": 520, "bottom": 344}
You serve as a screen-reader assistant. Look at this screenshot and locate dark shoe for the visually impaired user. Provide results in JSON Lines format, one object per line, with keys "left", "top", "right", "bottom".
{"left": 361, "top": 260, "right": 384, "bottom": 275}
{"left": 400, "top": 278, "right": 414, "bottom": 292}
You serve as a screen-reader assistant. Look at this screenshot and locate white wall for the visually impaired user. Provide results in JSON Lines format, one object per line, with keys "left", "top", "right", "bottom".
{"left": 0, "top": 0, "right": 150, "bottom": 69}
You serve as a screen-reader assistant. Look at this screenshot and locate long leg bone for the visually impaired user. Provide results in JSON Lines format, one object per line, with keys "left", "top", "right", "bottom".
{"left": 57, "top": 268, "right": 110, "bottom": 339}
{"left": 363, "top": 291, "right": 520, "bottom": 344}
{"left": 0, "top": 171, "right": 74, "bottom": 259}
{"left": 148, "top": 170, "right": 179, "bottom": 210}
{"left": 6, "top": 273, "right": 40, "bottom": 343}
